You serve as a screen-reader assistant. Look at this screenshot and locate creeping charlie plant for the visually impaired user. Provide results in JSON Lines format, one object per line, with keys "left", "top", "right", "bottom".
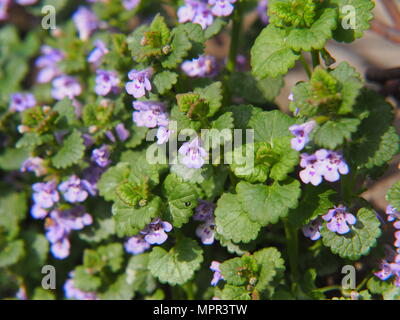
{"left": 1, "top": 0, "right": 400, "bottom": 301}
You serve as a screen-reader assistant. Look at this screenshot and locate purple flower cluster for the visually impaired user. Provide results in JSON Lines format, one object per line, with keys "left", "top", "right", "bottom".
{"left": 178, "top": 136, "right": 208, "bottom": 169}
{"left": 94, "top": 70, "right": 120, "bottom": 96}
{"left": 210, "top": 261, "right": 224, "bottom": 286}
{"left": 104, "top": 123, "right": 131, "bottom": 143}
{"left": 45, "top": 206, "right": 92, "bottom": 259}
{"left": 322, "top": 205, "right": 357, "bottom": 235}
{"left": 73, "top": 6, "right": 99, "bottom": 41}
{"left": 122, "top": 0, "right": 140, "bottom": 10}
{"left": 132, "top": 101, "right": 168, "bottom": 128}
{"left": 125, "top": 68, "right": 152, "bottom": 98}
{"left": 299, "top": 149, "right": 349, "bottom": 186}
{"left": 9, "top": 93, "right": 36, "bottom": 112}
{"left": 64, "top": 272, "right": 98, "bottom": 300}
{"left": 59, "top": 175, "right": 89, "bottom": 203}
{"left": 194, "top": 200, "right": 216, "bottom": 245}
{"left": 31, "top": 180, "right": 60, "bottom": 219}
{"left": 20, "top": 157, "right": 47, "bottom": 177}
{"left": 178, "top": 0, "right": 236, "bottom": 29}
{"left": 289, "top": 120, "right": 316, "bottom": 151}
{"left": 91, "top": 144, "right": 111, "bottom": 168}
{"left": 181, "top": 55, "right": 218, "bottom": 78}
{"left": 51, "top": 75, "right": 82, "bottom": 100}
{"left": 35, "top": 46, "right": 64, "bottom": 83}
{"left": 124, "top": 218, "right": 172, "bottom": 255}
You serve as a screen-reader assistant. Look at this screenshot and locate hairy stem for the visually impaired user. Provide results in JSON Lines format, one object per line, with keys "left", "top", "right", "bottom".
{"left": 226, "top": 2, "right": 243, "bottom": 73}
{"left": 300, "top": 53, "right": 312, "bottom": 78}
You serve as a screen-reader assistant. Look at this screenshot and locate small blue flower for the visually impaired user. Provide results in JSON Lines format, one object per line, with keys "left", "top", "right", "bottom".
{"left": 322, "top": 205, "right": 356, "bottom": 235}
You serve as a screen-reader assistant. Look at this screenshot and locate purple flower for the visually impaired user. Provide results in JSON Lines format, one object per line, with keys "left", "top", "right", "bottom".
{"left": 0, "top": 0, "right": 11, "bottom": 21}
{"left": 115, "top": 123, "right": 130, "bottom": 142}
{"left": 257, "top": 0, "right": 269, "bottom": 24}
{"left": 51, "top": 75, "right": 82, "bottom": 100}
{"left": 125, "top": 69, "right": 152, "bottom": 98}
{"left": 9, "top": 93, "right": 36, "bottom": 112}
{"left": 374, "top": 260, "right": 394, "bottom": 281}
{"left": 209, "top": 0, "right": 236, "bottom": 17}
{"left": 132, "top": 101, "right": 169, "bottom": 128}
{"left": 178, "top": 1, "right": 213, "bottom": 30}
{"left": 156, "top": 126, "right": 171, "bottom": 144}
{"left": 72, "top": 7, "right": 99, "bottom": 41}
{"left": 289, "top": 120, "right": 316, "bottom": 151}
{"left": 302, "top": 218, "right": 322, "bottom": 240}
{"left": 181, "top": 55, "right": 218, "bottom": 78}
{"left": 35, "top": 46, "right": 64, "bottom": 83}
{"left": 87, "top": 40, "right": 108, "bottom": 65}
{"left": 395, "top": 231, "right": 400, "bottom": 248}
{"left": 196, "top": 217, "right": 215, "bottom": 245}
{"left": 32, "top": 180, "right": 59, "bottom": 210}
{"left": 299, "top": 149, "right": 349, "bottom": 186}
{"left": 210, "top": 261, "right": 223, "bottom": 286}
{"left": 193, "top": 200, "right": 215, "bottom": 221}
{"left": 31, "top": 204, "right": 49, "bottom": 219}
{"left": 59, "top": 175, "right": 89, "bottom": 203}
{"left": 142, "top": 218, "right": 172, "bottom": 245}
{"left": 94, "top": 70, "right": 120, "bottom": 96}
{"left": 20, "top": 157, "right": 47, "bottom": 177}
{"left": 179, "top": 137, "right": 208, "bottom": 169}
{"left": 122, "top": 0, "right": 140, "bottom": 10}
{"left": 16, "top": 0, "right": 38, "bottom": 5}
{"left": 46, "top": 207, "right": 92, "bottom": 259}
{"left": 64, "top": 273, "right": 98, "bottom": 300}
{"left": 386, "top": 205, "right": 400, "bottom": 222}
{"left": 322, "top": 205, "right": 356, "bottom": 235}
{"left": 91, "top": 144, "right": 111, "bottom": 168}
{"left": 81, "top": 165, "right": 104, "bottom": 196}
{"left": 124, "top": 235, "right": 151, "bottom": 255}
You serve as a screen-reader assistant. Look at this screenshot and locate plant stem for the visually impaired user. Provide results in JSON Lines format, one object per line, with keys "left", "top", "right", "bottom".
{"left": 300, "top": 53, "right": 312, "bottom": 79}
{"left": 226, "top": 2, "right": 242, "bottom": 73}
{"left": 316, "top": 285, "right": 342, "bottom": 293}
{"left": 284, "top": 220, "right": 299, "bottom": 292}
{"left": 311, "top": 50, "right": 320, "bottom": 69}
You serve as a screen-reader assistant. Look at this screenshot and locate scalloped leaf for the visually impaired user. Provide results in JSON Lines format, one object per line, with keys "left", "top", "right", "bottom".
{"left": 51, "top": 130, "right": 85, "bottom": 169}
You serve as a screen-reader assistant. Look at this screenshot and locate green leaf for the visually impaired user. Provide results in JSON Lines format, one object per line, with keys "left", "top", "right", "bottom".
{"left": 249, "top": 110, "right": 295, "bottom": 143}
{"left": 98, "top": 274, "right": 135, "bottom": 300}
{"left": 332, "top": 0, "right": 375, "bottom": 42}
{"left": 73, "top": 266, "right": 102, "bottom": 292}
{"left": 0, "top": 192, "right": 27, "bottom": 238}
{"left": 162, "top": 25, "right": 192, "bottom": 69}
{"left": 116, "top": 181, "right": 149, "bottom": 207}
{"left": 251, "top": 25, "right": 300, "bottom": 79}
{"left": 387, "top": 181, "right": 400, "bottom": 210}
{"left": 0, "top": 147, "right": 30, "bottom": 171}
{"left": 162, "top": 174, "right": 198, "bottom": 228}
{"left": 112, "top": 197, "right": 162, "bottom": 236}
{"left": 194, "top": 82, "right": 223, "bottom": 116}
{"left": 148, "top": 237, "right": 203, "bottom": 285}
{"left": 321, "top": 208, "right": 381, "bottom": 260}
{"left": 126, "top": 253, "right": 156, "bottom": 295}
{"left": 236, "top": 179, "right": 301, "bottom": 226}
{"left": 0, "top": 240, "right": 25, "bottom": 268}
{"left": 125, "top": 124, "right": 148, "bottom": 149}
{"left": 98, "top": 163, "right": 131, "bottom": 202}
{"left": 215, "top": 193, "right": 261, "bottom": 243}
{"left": 51, "top": 130, "right": 85, "bottom": 169}
{"left": 220, "top": 285, "right": 251, "bottom": 300}
{"left": 314, "top": 118, "right": 360, "bottom": 149}
{"left": 153, "top": 71, "right": 178, "bottom": 95}
{"left": 54, "top": 98, "right": 79, "bottom": 126}
{"left": 220, "top": 255, "right": 258, "bottom": 286}
{"left": 204, "top": 18, "right": 227, "bottom": 39}
{"left": 98, "top": 243, "right": 124, "bottom": 272}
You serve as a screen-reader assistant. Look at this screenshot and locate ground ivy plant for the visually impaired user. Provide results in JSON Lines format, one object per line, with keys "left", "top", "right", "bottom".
{"left": 1, "top": 0, "right": 400, "bottom": 300}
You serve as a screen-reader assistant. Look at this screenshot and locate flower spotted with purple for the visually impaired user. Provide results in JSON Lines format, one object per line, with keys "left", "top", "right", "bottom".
{"left": 209, "top": 0, "right": 236, "bottom": 17}
{"left": 115, "top": 123, "right": 130, "bottom": 142}
{"left": 289, "top": 120, "right": 316, "bottom": 151}
{"left": 196, "top": 217, "right": 215, "bottom": 245}
{"left": 9, "top": 93, "right": 36, "bottom": 112}
{"left": 132, "top": 101, "right": 169, "bottom": 128}
{"left": 322, "top": 205, "right": 357, "bottom": 235}
{"left": 194, "top": 200, "right": 215, "bottom": 221}
{"left": 178, "top": 0, "right": 214, "bottom": 30}
{"left": 35, "top": 46, "right": 64, "bottom": 83}
{"left": 72, "top": 6, "right": 99, "bottom": 41}
{"left": 179, "top": 137, "right": 208, "bottom": 169}
{"left": 302, "top": 218, "right": 322, "bottom": 240}
{"left": 91, "top": 144, "right": 111, "bottom": 168}
{"left": 31, "top": 180, "right": 59, "bottom": 219}
{"left": 299, "top": 149, "right": 349, "bottom": 186}
{"left": 124, "top": 235, "right": 150, "bottom": 255}
{"left": 21, "top": 157, "right": 46, "bottom": 177}
{"left": 181, "top": 55, "right": 218, "bottom": 78}
{"left": 125, "top": 69, "right": 152, "bottom": 98}
{"left": 210, "top": 261, "right": 224, "bottom": 286}
{"left": 51, "top": 75, "right": 82, "bottom": 100}
{"left": 156, "top": 126, "right": 172, "bottom": 145}
{"left": 87, "top": 40, "right": 109, "bottom": 66}
{"left": 94, "top": 70, "right": 120, "bottom": 96}
{"left": 142, "top": 218, "right": 173, "bottom": 245}
{"left": 374, "top": 260, "right": 394, "bottom": 281}
{"left": 386, "top": 205, "right": 400, "bottom": 222}
{"left": 59, "top": 175, "right": 89, "bottom": 203}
